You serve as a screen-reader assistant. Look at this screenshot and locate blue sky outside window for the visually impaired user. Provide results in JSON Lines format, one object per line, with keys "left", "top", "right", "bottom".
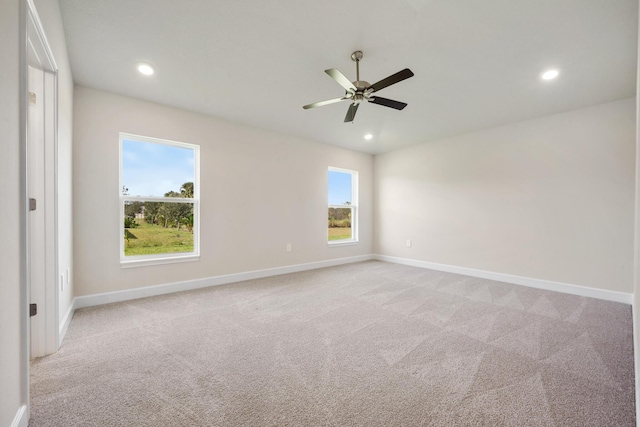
{"left": 122, "top": 139, "right": 194, "bottom": 197}
{"left": 328, "top": 170, "right": 352, "bottom": 205}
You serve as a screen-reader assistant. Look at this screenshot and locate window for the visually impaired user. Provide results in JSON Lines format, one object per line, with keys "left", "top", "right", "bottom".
{"left": 119, "top": 133, "right": 199, "bottom": 266}
{"left": 328, "top": 167, "right": 358, "bottom": 244}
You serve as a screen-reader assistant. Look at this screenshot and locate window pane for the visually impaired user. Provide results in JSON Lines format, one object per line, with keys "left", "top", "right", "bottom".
{"left": 328, "top": 170, "right": 352, "bottom": 205}
{"left": 122, "top": 139, "right": 195, "bottom": 197}
{"left": 124, "top": 201, "right": 194, "bottom": 256}
{"left": 328, "top": 207, "right": 352, "bottom": 241}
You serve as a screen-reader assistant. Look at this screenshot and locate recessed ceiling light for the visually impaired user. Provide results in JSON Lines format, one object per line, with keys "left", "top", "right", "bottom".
{"left": 137, "top": 62, "right": 155, "bottom": 76}
{"left": 541, "top": 69, "right": 559, "bottom": 80}
{"left": 364, "top": 134, "right": 373, "bottom": 140}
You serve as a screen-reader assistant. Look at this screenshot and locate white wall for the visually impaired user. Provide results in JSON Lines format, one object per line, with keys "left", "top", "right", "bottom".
{"left": 0, "top": 0, "right": 73, "bottom": 423}
{"left": 32, "top": 0, "right": 74, "bottom": 342}
{"left": 375, "top": 98, "right": 636, "bottom": 293}
{"left": 0, "top": 0, "right": 26, "bottom": 424}
{"left": 73, "top": 86, "right": 373, "bottom": 296}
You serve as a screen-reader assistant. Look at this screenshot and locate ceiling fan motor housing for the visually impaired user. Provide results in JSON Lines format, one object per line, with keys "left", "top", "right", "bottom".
{"left": 349, "top": 81, "right": 371, "bottom": 104}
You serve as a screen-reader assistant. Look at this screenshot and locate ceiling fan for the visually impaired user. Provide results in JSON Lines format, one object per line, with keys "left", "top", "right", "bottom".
{"left": 303, "top": 51, "right": 414, "bottom": 123}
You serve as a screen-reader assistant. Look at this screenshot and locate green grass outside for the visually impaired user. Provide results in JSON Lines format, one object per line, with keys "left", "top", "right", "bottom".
{"left": 125, "top": 221, "right": 350, "bottom": 253}
{"left": 328, "top": 227, "right": 352, "bottom": 241}
{"left": 124, "top": 220, "right": 194, "bottom": 256}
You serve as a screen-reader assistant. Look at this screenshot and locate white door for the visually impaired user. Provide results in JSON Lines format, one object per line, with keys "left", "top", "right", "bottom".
{"left": 28, "top": 65, "right": 46, "bottom": 358}
{"left": 26, "top": 5, "right": 58, "bottom": 359}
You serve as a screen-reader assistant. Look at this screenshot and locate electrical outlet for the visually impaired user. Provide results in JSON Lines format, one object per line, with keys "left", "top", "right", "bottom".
{"left": 406, "top": 239, "right": 412, "bottom": 248}
{"left": 286, "top": 243, "right": 292, "bottom": 252}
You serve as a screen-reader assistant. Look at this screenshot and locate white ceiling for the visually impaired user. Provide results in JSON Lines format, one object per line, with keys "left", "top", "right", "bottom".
{"left": 58, "top": 0, "right": 638, "bottom": 154}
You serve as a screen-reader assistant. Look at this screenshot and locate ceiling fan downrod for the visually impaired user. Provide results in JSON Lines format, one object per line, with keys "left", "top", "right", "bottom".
{"left": 352, "top": 50, "right": 363, "bottom": 83}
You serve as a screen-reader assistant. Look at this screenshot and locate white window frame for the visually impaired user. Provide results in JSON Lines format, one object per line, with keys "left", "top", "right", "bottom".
{"left": 119, "top": 133, "right": 200, "bottom": 267}
{"left": 328, "top": 166, "right": 358, "bottom": 245}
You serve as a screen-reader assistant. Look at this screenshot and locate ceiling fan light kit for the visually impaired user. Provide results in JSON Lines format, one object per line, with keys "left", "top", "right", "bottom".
{"left": 303, "top": 51, "right": 414, "bottom": 123}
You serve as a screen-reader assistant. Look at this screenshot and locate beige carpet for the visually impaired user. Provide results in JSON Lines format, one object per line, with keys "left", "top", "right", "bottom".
{"left": 30, "top": 261, "right": 635, "bottom": 426}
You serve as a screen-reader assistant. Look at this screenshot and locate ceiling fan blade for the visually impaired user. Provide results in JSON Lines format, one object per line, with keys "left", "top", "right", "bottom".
{"left": 368, "top": 68, "right": 414, "bottom": 92}
{"left": 303, "top": 97, "right": 349, "bottom": 109}
{"left": 325, "top": 68, "right": 357, "bottom": 92}
{"left": 369, "top": 96, "right": 407, "bottom": 110}
{"left": 344, "top": 103, "right": 359, "bottom": 123}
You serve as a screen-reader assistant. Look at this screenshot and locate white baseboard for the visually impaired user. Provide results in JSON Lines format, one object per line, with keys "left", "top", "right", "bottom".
{"left": 69, "top": 252, "right": 631, "bottom": 315}
{"left": 59, "top": 298, "right": 76, "bottom": 346}
{"left": 375, "top": 255, "right": 633, "bottom": 304}
{"left": 11, "top": 405, "right": 28, "bottom": 427}
{"left": 74, "top": 255, "right": 375, "bottom": 309}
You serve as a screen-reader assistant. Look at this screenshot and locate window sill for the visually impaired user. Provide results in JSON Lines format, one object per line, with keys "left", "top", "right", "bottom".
{"left": 328, "top": 240, "right": 359, "bottom": 247}
{"left": 120, "top": 254, "right": 200, "bottom": 269}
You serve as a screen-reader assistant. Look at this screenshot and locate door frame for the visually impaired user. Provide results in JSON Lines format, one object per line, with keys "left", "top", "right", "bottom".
{"left": 26, "top": 0, "right": 59, "bottom": 358}
{"left": 19, "top": 0, "right": 60, "bottom": 423}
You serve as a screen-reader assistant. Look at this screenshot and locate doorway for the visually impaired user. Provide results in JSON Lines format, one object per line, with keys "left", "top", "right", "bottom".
{"left": 26, "top": 0, "right": 59, "bottom": 359}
